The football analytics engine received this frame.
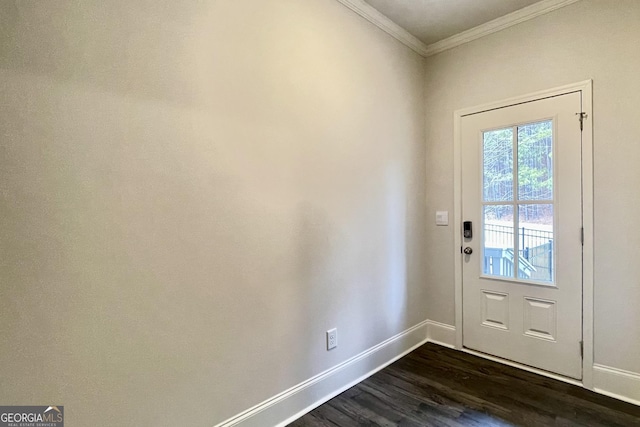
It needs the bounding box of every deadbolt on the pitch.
[463,247,473,255]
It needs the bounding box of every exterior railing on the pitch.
[484,223,553,282]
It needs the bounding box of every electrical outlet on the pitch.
[326,328,337,350]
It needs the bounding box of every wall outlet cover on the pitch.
[327,328,337,350]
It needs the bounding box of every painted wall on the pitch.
[423,0,640,374]
[0,1,426,425]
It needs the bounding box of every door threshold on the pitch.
[461,346,583,387]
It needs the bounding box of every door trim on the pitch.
[453,80,594,388]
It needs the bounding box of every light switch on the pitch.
[436,211,449,226]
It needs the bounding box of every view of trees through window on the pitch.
[483,121,553,221]
[482,120,554,282]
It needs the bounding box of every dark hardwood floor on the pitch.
[289,343,640,427]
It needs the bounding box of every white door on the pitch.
[461,92,583,379]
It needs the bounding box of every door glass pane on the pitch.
[483,205,514,278]
[518,204,554,283]
[483,128,513,202]
[518,121,553,200]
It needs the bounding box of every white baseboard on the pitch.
[426,320,456,348]
[593,364,640,406]
[424,320,640,408]
[215,319,640,427]
[213,320,428,427]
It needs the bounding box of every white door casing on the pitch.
[460,90,585,379]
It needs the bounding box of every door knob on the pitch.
[463,247,473,255]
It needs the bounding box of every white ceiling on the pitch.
[363,0,543,46]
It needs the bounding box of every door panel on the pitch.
[461,92,583,379]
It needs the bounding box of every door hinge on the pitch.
[580,227,584,245]
[576,112,588,131]
[580,340,584,358]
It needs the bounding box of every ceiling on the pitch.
[362,0,543,46]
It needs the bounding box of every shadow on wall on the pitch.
[290,163,415,377]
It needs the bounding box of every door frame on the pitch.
[453,80,594,388]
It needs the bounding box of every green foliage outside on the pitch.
[483,121,553,223]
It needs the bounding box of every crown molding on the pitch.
[423,0,581,56]
[335,0,430,56]
[336,0,581,58]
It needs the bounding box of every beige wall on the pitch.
[0,1,426,425]
[424,0,640,373]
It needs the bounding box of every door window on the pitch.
[481,120,554,284]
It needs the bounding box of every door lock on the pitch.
[463,221,472,238]
[463,247,473,255]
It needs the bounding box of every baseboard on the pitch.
[426,320,456,348]
[423,320,640,407]
[593,364,640,406]
[215,320,639,427]
[213,320,428,427]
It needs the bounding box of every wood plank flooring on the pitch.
[289,343,640,426]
